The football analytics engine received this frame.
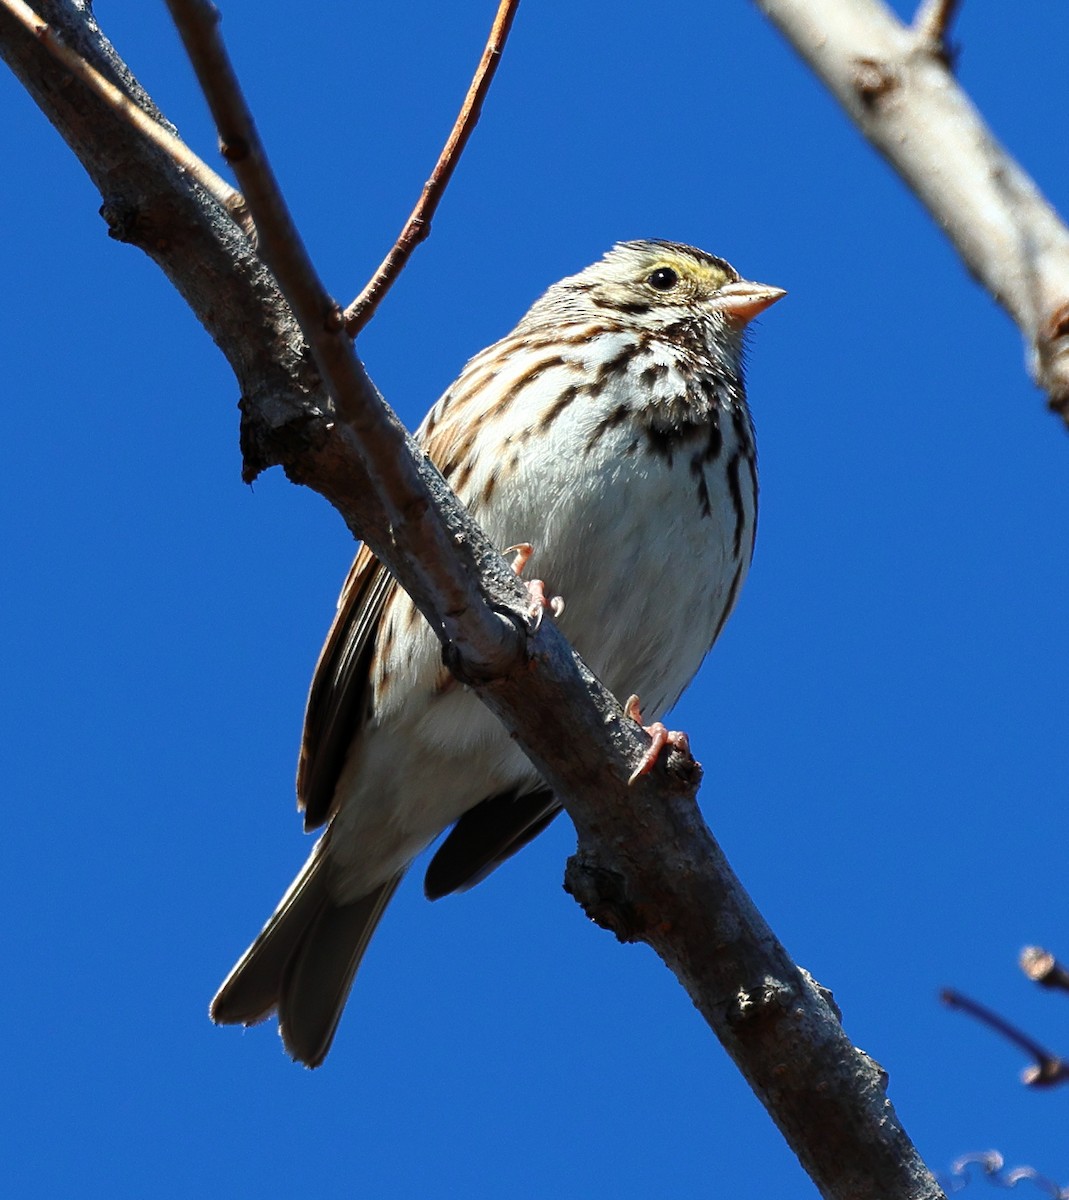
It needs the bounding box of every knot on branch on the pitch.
[99,197,142,243]
[440,605,527,685]
[219,135,250,163]
[239,387,331,482]
[856,1047,890,1092]
[800,967,843,1022]
[725,975,797,1030]
[853,57,898,108]
[563,855,647,943]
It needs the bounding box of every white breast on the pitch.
[326,329,756,898]
[459,337,756,718]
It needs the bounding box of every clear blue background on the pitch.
[3,2,1067,1195]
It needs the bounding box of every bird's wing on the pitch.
[423,788,561,899]
[297,544,394,829]
[297,377,562,881]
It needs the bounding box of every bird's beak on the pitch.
[714,280,787,325]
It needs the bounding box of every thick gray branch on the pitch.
[0,5,942,1197]
[754,0,1069,420]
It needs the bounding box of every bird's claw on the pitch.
[505,542,565,628]
[624,694,691,785]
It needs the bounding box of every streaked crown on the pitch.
[516,240,784,345]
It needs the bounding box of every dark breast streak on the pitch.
[586,347,756,553]
[434,325,757,555]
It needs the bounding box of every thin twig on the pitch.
[0,0,253,237]
[1021,946,1069,993]
[912,0,962,54]
[343,0,521,335]
[941,988,1069,1088]
[941,988,1052,1062]
[164,0,521,680]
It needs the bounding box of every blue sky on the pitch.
[3,2,1068,1196]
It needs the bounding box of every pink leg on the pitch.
[624,694,691,785]
[506,543,565,626]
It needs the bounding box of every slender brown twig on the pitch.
[164,0,522,680]
[912,0,963,54]
[0,0,253,237]
[941,988,1069,1088]
[343,0,521,335]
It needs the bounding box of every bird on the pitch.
[210,239,784,1066]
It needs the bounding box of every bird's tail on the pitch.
[210,842,402,1067]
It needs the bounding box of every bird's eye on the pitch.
[647,267,679,291]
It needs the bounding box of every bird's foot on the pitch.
[506,543,565,628]
[624,694,691,785]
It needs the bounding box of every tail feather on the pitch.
[210,844,402,1067]
[210,844,329,1027]
[279,876,401,1068]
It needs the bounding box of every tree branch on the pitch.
[0,0,252,235]
[753,0,1069,421]
[2,4,943,1197]
[343,0,521,335]
[165,0,523,682]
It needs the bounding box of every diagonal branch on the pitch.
[3,5,943,1197]
[344,0,521,335]
[753,0,1069,421]
[165,0,522,682]
[0,0,252,236]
